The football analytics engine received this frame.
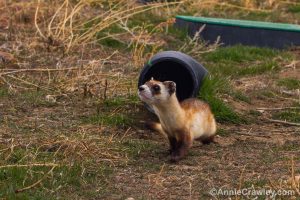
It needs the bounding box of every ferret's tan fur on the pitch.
[138,79,216,162]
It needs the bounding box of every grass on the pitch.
[0,164,113,199]
[248,110,262,117]
[19,91,57,107]
[216,128,229,136]
[102,96,139,108]
[272,141,300,155]
[204,61,280,78]
[236,61,279,76]
[255,89,276,99]
[199,76,244,124]
[95,24,127,49]
[180,0,296,24]
[82,113,133,126]
[82,96,140,127]
[243,179,268,188]
[0,138,162,199]
[277,78,300,90]
[0,123,165,198]
[0,131,123,199]
[164,26,193,50]
[287,5,300,13]
[202,45,279,63]
[127,11,166,30]
[121,139,161,161]
[167,26,189,42]
[202,45,288,78]
[196,45,294,123]
[0,88,9,97]
[272,109,300,123]
[230,91,251,103]
[1,0,300,199]
[236,10,271,21]
[99,37,127,49]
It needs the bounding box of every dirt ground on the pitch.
[0,1,300,200]
[1,63,299,199]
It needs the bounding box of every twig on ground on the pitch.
[266,118,300,126]
[257,107,300,111]
[235,132,272,138]
[281,89,300,96]
[120,127,131,141]
[284,60,300,69]
[6,75,50,91]
[238,165,247,193]
[0,67,80,76]
[0,163,60,169]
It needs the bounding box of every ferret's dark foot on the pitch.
[170,144,189,163]
[170,150,181,163]
[168,148,174,155]
[170,155,180,163]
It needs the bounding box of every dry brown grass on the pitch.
[34,0,181,52]
[179,24,221,57]
[267,157,300,198]
[0,0,184,98]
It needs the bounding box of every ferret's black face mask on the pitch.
[138,80,177,105]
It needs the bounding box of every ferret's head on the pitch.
[138,79,176,105]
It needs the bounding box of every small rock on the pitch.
[45,95,56,103]
[0,15,9,29]
[257,110,265,113]
[137,130,145,134]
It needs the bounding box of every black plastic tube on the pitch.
[138,51,208,102]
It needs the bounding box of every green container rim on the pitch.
[176,16,300,33]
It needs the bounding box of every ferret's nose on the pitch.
[138,86,145,91]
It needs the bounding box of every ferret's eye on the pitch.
[153,85,160,92]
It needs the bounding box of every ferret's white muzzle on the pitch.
[138,85,152,102]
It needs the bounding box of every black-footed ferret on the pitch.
[138,79,216,162]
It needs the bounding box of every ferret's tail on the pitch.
[145,122,167,138]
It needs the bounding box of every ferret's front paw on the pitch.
[170,155,180,163]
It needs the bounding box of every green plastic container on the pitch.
[175,16,300,49]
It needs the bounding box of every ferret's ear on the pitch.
[164,81,176,95]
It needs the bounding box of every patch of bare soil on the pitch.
[280,66,300,80]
